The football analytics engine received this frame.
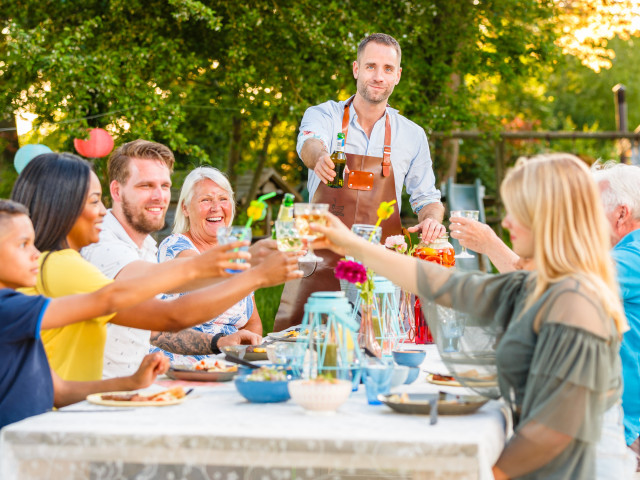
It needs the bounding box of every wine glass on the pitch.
[440,307,465,353]
[293,203,328,263]
[274,220,304,253]
[450,210,479,259]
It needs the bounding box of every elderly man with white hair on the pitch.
[593,162,640,471]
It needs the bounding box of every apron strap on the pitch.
[382,114,391,177]
[342,95,392,177]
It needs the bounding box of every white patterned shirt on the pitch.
[81,210,158,378]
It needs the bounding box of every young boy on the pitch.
[0,199,189,429]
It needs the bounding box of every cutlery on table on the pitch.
[224,352,261,369]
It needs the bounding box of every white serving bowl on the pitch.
[390,365,410,388]
[288,379,352,413]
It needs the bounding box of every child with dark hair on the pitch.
[0,198,204,429]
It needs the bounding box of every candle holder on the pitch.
[296,291,363,390]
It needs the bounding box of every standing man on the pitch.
[275,33,444,330]
[593,163,640,472]
[82,140,293,378]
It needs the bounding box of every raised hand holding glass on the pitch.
[450,210,480,259]
[294,203,328,263]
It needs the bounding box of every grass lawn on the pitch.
[255,283,285,334]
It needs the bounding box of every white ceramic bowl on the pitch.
[390,365,410,388]
[288,379,352,413]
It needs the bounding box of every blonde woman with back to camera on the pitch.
[312,153,632,479]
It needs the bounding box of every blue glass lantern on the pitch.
[296,291,363,389]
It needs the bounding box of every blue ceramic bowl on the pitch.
[404,366,420,384]
[392,350,426,368]
[234,376,291,403]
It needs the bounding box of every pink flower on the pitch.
[335,260,368,284]
[384,235,407,253]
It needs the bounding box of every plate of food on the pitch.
[454,369,498,387]
[166,360,238,382]
[87,387,188,407]
[267,330,306,342]
[427,371,498,388]
[426,373,462,387]
[379,392,488,415]
[244,345,268,361]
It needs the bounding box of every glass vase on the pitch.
[359,302,382,358]
[399,290,415,342]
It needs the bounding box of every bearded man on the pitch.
[275,33,444,330]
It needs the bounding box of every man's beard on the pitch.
[358,82,393,105]
[121,194,166,236]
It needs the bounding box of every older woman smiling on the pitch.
[152,167,262,365]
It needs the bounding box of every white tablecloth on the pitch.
[0,346,507,480]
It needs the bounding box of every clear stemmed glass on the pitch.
[441,308,466,353]
[293,203,329,263]
[450,210,480,259]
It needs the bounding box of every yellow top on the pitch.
[19,249,115,381]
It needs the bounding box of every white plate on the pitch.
[86,391,187,407]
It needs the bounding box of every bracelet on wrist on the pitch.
[210,333,225,354]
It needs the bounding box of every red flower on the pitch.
[334,260,368,284]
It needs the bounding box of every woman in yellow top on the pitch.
[12,153,301,381]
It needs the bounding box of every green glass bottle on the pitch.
[277,193,295,221]
[327,132,346,188]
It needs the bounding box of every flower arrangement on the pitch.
[334,259,381,356]
[384,234,408,253]
[334,260,374,304]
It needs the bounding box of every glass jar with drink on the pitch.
[413,234,455,344]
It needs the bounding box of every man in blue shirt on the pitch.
[594,163,640,471]
[275,33,445,330]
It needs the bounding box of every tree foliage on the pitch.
[555,0,640,72]
[1,0,560,199]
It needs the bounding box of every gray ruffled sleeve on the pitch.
[416,265,530,399]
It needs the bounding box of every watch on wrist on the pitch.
[210,333,225,354]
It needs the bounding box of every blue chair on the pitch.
[441,178,488,271]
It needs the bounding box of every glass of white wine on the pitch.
[274,220,304,253]
[293,203,329,263]
[450,210,480,259]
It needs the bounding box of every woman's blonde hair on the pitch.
[500,153,627,334]
[173,167,235,234]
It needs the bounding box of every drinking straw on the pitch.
[243,191,277,232]
[369,200,397,241]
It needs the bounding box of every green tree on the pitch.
[1,0,560,200]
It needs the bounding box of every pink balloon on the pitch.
[74,128,114,158]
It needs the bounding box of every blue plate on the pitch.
[234,376,291,403]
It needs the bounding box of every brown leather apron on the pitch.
[274,97,403,331]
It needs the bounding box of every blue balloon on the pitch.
[14,144,53,173]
